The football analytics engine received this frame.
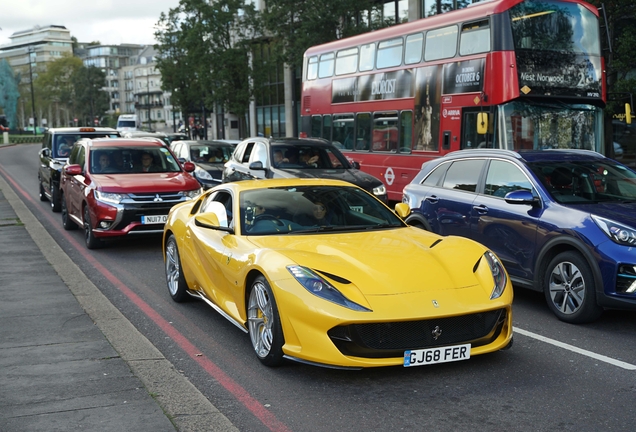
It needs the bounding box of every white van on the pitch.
[116,114,139,133]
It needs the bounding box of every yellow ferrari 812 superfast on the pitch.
[163,178,513,369]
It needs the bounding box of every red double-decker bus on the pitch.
[300,0,606,201]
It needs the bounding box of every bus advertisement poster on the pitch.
[332,69,414,103]
[442,59,485,94]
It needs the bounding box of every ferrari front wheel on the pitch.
[165,235,189,302]
[248,275,284,367]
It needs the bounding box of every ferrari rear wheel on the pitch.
[165,235,189,302]
[248,275,284,367]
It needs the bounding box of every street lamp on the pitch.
[147,70,151,131]
[28,46,37,135]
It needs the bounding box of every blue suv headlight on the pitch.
[287,266,370,312]
[592,215,636,246]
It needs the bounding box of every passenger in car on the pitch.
[136,152,161,172]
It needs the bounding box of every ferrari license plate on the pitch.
[403,344,470,367]
[141,215,168,224]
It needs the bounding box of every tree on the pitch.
[586,1,636,154]
[73,66,109,126]
[155,0,262,137]
[33,54,82,127]
[260,0,379,71]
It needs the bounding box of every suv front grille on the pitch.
[327,309,507,359]
[126,192,185,204]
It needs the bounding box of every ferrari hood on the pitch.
[249,228,489,296]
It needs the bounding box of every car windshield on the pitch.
[239,185,403,235]
[190,144,231,163]
[55,133,119,158]
[527,159,636,204]
[89,146,181,174]
[271,144,350,169]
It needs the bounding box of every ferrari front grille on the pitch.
[327,309,506,359]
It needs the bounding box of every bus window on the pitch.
[359,43,376,72]
[318,53,335,78]
[377,38,404,69]
[405,33,423,65]
[333,114,355,149]
[356,113,372,151]
[336,48,358,76]
[373,112,399,152]
[311,116,322,138]
[399,111,413,153]
[459,20,490,56]
[424,25,458,61]
[322,115,332,140]
[307,56,318,80]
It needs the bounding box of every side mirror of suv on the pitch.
[64,165,83,176]
[504,190,539,207]
[40,148,51,158]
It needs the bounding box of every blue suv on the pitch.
[402,149,636,323]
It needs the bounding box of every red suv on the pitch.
[60,137,201,249]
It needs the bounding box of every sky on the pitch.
[0,0,180,47]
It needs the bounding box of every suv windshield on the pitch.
[89,146,181,174]
[55,133,119,158]
[527,159,636,204]
[271,144,350,169]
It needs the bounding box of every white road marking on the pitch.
[514,327,636,371]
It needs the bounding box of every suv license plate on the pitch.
[142,215,168,224]
[404,344,470,367]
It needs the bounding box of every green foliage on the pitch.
[72,66,109,125]
[587,0,636,119]
[155,0,261,136]
[260,0,378,70]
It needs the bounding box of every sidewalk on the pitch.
[0,176,238,431]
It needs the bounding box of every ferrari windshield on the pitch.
[240,185,404,235]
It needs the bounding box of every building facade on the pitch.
[0,25,74,129]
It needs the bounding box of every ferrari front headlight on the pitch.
[484,251,507,300]
[287,266,370,312]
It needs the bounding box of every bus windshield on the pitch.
[509,0,600,56]
[496,101,603,151]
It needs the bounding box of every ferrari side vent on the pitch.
[429,239,442,248]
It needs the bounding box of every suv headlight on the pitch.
[373,184,387,196]
[592,215,636,246]
[484,251,507,300]
[181,188,202,200]
[287,266,370,312]
[95,190,127,205]
[195,167,213,181]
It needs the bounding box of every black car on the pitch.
[222,137,387,202]
[171,140,234,189]
[38,127,120,212]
